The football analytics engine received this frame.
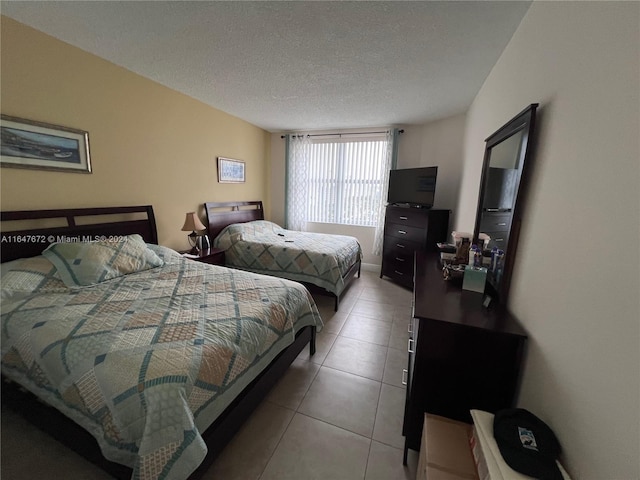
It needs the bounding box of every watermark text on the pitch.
[1,235,128,244]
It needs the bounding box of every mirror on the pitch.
[473,103,538,303]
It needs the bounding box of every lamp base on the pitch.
[188,232,200,254]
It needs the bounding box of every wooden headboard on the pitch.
[0,205,158,263]
[204,201,264,240]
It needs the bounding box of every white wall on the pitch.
[397,112,467,231]
[306,222,377,270]
[457,3,639,478]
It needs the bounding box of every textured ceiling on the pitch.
[1,1,531,132]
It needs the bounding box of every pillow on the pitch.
[42,234,164,287]
[146,243,183,263]
[1,256,65,294]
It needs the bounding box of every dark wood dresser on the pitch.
[479,211,511,251]
[402,251,527,463]
[380,206,449,288]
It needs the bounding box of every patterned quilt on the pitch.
[213,221,362,296]
[1,245,322,480]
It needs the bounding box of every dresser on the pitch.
[402,251,527,464]
[380,206,449,288]
[479,211,511,251]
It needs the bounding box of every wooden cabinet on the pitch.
[180,248,225,266]
[479,211,511,251]
[402,251,527,463]
[381,206,449,288]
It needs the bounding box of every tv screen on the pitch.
[387,166,438,208]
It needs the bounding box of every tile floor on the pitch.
[1,270,419,479]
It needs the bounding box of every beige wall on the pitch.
[457,3,639,478]
[0,17,271,251]
[269,133,288,228]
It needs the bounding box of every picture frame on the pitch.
[0,115,92,173]
[217,157,245,183]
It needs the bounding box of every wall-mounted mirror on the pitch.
[473,103,538,303]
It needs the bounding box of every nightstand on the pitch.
[180,248,225,266]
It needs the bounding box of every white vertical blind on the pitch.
[305,135,388,227]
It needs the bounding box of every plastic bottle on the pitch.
[495,250,505,282]
[474,247,482,268]
[468,244,478,266]
[490,247,499,272]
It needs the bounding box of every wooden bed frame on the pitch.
[204,200,361,311]
[0,205,316,479]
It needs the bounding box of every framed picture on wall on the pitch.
[217,157,245,183]
[0,115,92,173]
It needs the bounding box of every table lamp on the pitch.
[181,212,206,254]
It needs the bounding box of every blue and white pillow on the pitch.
[43,234,164,287]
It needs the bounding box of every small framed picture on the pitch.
[217,157,245,183]
[0,115,92,173]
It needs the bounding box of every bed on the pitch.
[0,205,322,480]
[205,201,362,311]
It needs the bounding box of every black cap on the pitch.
[493,408,563,480]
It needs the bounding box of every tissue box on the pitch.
[462,266,488,293]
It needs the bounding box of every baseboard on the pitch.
[361,262,381,272]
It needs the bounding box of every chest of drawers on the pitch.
[479,211,511,251]
[380,206,449,288]
[402,251,527,464]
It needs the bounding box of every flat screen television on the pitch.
[387,166,438,208]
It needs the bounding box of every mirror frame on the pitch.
[473,103,538,303]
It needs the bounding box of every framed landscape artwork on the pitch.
[217,157,245,183]
[0,115,92,173]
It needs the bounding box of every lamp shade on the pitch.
[181,212,206,232]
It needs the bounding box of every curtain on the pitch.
[285,134,311,231]
[372,128,399,256]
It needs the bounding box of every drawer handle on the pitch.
[395,257,405,262]
[396,243,406,249]
[394,270,404,276]
[495,238,505,242]
[497,222,507,226]
[408,338,415,353]
[398,230,407,235]
[402,369,408,386]
[408,321,413,333]
[399,216,408,220]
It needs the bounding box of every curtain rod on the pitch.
[280,129,404,139]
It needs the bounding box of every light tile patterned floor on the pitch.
[1,270,419,479]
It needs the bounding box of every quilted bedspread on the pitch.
[1,245,322,479]
[213,221,362,295]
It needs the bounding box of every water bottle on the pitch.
[495,250,505,282]
[468,244,478,266]
[490,247,499,272]
[474,247,482,268]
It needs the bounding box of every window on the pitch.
[305,136,389,227]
